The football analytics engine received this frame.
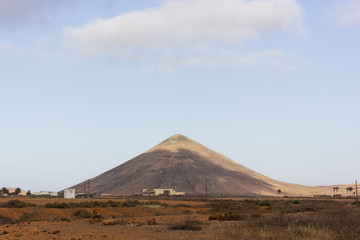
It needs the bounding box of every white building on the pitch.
[33,191,58,197]
[142,188,185,196]
[6,188,27,196]
[64,189,75,199]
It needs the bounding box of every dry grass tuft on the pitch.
[169,220,203,231]
[217,203,360,240]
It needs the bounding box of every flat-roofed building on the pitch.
[142,188,185,196]
[33,191,58,197]
[64,188,76,199]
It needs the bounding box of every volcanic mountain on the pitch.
[69,134,322,196]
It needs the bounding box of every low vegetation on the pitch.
[73,209,93,218]
[0,200,35,208]
[0,215,15,225]
[44,200,142,208]
[169,220,203,231]
[209,212,247,221]
[0,213,40,225]
[219,207,360,240]
[1,197,359,239]
[207,199,360,240]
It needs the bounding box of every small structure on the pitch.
[142,188,185,196]
[33,191,58,197]
[313,195,331,198]
[6,188,27,196]
[64,189,76,199]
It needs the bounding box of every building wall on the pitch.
[64,189,75,199]
[142,188,185,196]
[33,191,58,196]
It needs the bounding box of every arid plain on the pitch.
[1,197,360,240]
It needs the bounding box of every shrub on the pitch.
[259,200,271,207]
[18,213,40,223]
[74,209,92,218]
[0,213,40,225]
[45,201,137,208]
[0,215,15,225]
[143,201,168,207]
[209,212,246,221]
[92,210,103,219]
[169,220,203,231]
[147,218,157,225]
[0,200,35,208]
[121,200,140,207]
[208,200,243,212]
[208,214,222,220]
[103,219,128,225]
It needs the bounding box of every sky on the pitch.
[0,0,359,192]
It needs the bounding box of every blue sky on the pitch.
[0,0,359,192]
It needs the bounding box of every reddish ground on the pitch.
[0,197,357,240]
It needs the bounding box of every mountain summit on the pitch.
[69,134,316,196]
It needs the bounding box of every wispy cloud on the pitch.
[63,0,304,71]
[33,35,62,60]
[140,48,299,73]
[34,35,56,48]
[0,43,21,58]
[329,0,360,27]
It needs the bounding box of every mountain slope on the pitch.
[69,134,322,196]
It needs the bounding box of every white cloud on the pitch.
[330,0,360,27]
[63,0,304,70]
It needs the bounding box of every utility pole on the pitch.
[86,179,91,198]
[205,178,208,201]
[356,180,358,202]
[82,181,85,199]
[258,179,261,201]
